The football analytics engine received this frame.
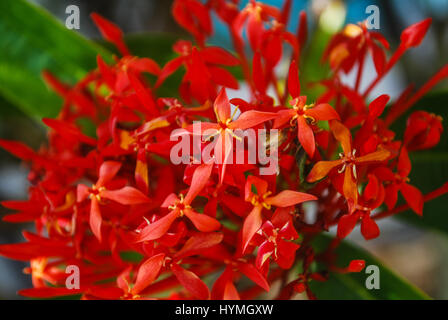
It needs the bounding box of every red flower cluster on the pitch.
[0,0,447,300]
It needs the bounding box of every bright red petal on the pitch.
[171,264,210,300]
[132,253,165,295]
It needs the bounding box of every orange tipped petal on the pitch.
[343,166,358,205]
[356,149,390,163]
[330,120,352,155]
[307,160,341,183]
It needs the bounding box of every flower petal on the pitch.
[307,160,341,183]
[90,197,102,242]
[171,264,210,300]
[97,161,122,186]
[132,253,165,295]
[214,88,231,122]
[101,186,150,205]
[401,183,424,215]
[297,116,316,158]
[361,214,380,240]
[137,210,179,242]
[306,103,340,121]
[266,190,317,207]
[287,60,300,98]
[184,162,213,205]
[241,205,263,252]
[229,110,276,130]
[184,209,221,232]
[330,120,352,155]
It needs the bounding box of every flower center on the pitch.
[168,194,191,217]
[251,191,272,209]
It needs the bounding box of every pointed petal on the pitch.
[297,116,316,158]
[214,88,231,122]
[90,197,102,242]
[132,253,165,295]
[361,214,380,240]
[255,241,274,269]
[330,120,352,155]
[155,56,185,88]
[306,104,340,121]
[171,264,210,300]
[91,13,129,56]
[229,110,276,130]
[356,149,390,163]
[337,213,358,239]
[128,72,158,116]
[174,232,224,259]
[266,190,317,207]
[184,162,213,204]
[287,60,300,98]
[398,147,411,177]
[77,184,90,203]
[368,95,390,120]
[238,262,270,291]
[343,166,358,205]
[273,109,296,128]
[0,139,36,161]
[241,205,263,252]
[101,186,150,205]
[184,209,221,232]
[137,210,179,242]
[307,160,341,183]
[97,161,122,186]
[400,18,432,49]
[401,183,424,215]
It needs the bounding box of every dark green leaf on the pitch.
[0,0,111,118]
[309,234,430,300]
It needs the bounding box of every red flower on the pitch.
[77,161,150,241]
[375,147,424,215]
[136,163,220,242]
[307,120,390,208]
[242,176,316,252]
[274,61,340,158]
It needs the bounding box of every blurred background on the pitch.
[0,0,447,299]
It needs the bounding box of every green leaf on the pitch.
[389,91,448,235]
[119,251,144,263]
[0,0,111,118]
[309,235,430,300]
